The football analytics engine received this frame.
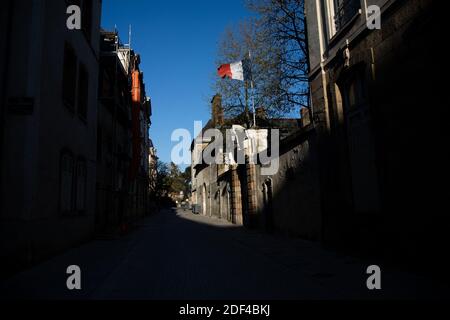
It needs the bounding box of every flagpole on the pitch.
[251,79,256,128]
[248,50,256,128]
[244,78,249,127]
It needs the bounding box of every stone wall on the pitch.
[255,127,322,239]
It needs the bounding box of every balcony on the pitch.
[334,0,361,32]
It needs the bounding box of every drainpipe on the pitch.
[303,8,314,123]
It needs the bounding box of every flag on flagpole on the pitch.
[218,53,256,127]
[218,61,245,81]
[218,58,253,81]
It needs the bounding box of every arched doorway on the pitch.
[221,184,231,221]
[215,189,220,218]
[336,66,380,216]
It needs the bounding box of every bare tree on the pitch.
[249,0,309,110]
[214,20,261,119]
[214,0,309,119]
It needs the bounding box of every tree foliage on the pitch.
[154,160,170,198]
[155,162,191,198]
[168,162,185,195]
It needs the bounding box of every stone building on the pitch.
[305,0,448,266]
[191,95,322,239]
[191,95,234,222]
[96,29,153,233]
[0,0,102,272]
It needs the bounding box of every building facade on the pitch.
[0,0,102,272]
[191,95,322,239]
[0,2,154,273]
[305,0,448,265]
[97,30,133,232]
[96,29,153,233]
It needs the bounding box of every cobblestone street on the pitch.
[1,208,448,300]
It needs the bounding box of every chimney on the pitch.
[255,107,267,120]
[300,107,311,127]
[211,94,224,127]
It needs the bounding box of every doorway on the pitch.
[339,67,380,215]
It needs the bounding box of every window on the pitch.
[77,63,89,120]
[62,43,77,110]
[344,72,366,111]
[75,159,87,213]
[60,151,75,214]
[60,151,88,215]
[81,0,93,42]
[334,0,361,32]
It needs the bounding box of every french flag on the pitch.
[218,60,250,81]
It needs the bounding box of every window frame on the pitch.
[59,149,75,215]
[333,0,362,33]
[62,42,78,112]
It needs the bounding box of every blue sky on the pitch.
[101,0,253,166]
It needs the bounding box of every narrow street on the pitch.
[1,208,448,300]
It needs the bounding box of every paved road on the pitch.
[1,208,448,300]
